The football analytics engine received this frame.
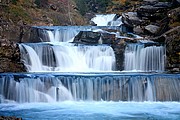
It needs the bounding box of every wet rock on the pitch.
[152,26,180,72]
[73,31,116,44]
[84,13,96,23]
[89,21,97,26]
[112,38,126,71]
[28,27,50,43]
[73,31,101,44]
[144,24,160,35]
[122,12,143,28]
[101,33,116,44]
[0,39,26,72]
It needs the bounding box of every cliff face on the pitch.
[0,0,86,42]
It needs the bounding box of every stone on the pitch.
[133,26,144,35]
[73,31,101,44]
[145,24,160,35]
[164,26,180,71]
[89,21,97,26]
[137,3,171,20]
[50,4,57,11]
[153,26,180,72]
[101,33,116,44]
[111,38,126,71]
[73,31,116,44]
[0,39,26,72]
[122,12,143,28]
[28,27,49,43]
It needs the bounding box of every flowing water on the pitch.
[0,14,180,120]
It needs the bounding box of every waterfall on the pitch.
[46,28,80,42]
[0,73,179,103]
[19,44,43,72]
[91,14,122,26]
[124,44,165,72]
[20,43,116,72]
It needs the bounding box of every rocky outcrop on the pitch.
[122,12,144,28]
[73,31,116,44]
[73,31,101,44]
[0,39,26,72]
[164,26,180,72]
[27,27,50,43]
[121,1,174,36]
[120,1,180,72]
[152,26,180,73]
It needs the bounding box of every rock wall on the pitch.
[0,39,26,72]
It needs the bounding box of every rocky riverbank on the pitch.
[119,0,180,72]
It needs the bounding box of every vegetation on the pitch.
[9,5,32,23]
[74,0,111,15]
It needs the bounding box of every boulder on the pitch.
[73,31,116,44]
[133,26,144,35]
[144,24,160,35]
[122,12,143,28]
[101,33,116,44]
[73,31,101,44]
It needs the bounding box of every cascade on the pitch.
[91,14,122,26]
[124,43,165,72]
[46,28,79,42]
[20,43,116,72]
[0,14,180,120]
[0,73,180,103]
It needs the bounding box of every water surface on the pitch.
[0,101,180,120]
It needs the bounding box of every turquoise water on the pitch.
[0,101,180,120]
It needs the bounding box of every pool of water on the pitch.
[0,101,180,120]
